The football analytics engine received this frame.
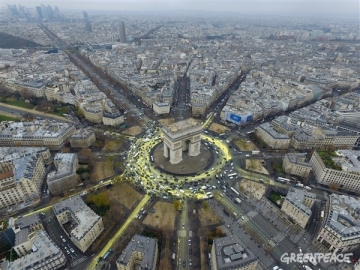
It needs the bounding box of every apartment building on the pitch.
[82,105,103,123]
[116,234,158,270]
[102,111,124,126]
[283,153,312,177]
[291,129,358,150]
[310,150,360,193]
[255,122,291,149]
[153,101,170,115]
[53,196,104,253]
[1,230,66,270]
[69,128,96,148]
[47,153,79,196]
[0,147,51,208]
[210,235,258,270]
[317,194,360,253]
[0,120,75,150]
[281,188,315,228]
[7,214,44,257]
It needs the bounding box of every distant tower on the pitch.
[35,6,42,20]
[119,21,126,43]
[83,11,92,32]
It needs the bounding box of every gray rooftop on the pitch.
[53,196,102,241]
[116,234,157,269]
[212,235,257,270]
[0,120,74,139]
[257,122,290,139]
[285,153,312,168]
[325,194,360,239]
[13,214,41,230]
[332,150,360,174]
[70,128,94,139]
[2,230,64,270]
[285,188,315,217]
[47,153,77,183]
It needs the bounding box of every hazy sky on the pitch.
[2,0,359,18]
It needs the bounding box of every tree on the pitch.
[85,192,110,216]
[20,88,33,99]
[173,200,182,211]
[326,144,335,152]
[215,227,223,236]
[202,201,209,209]
[328,182,340,191]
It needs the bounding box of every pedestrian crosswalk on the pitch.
[70,256,87,267]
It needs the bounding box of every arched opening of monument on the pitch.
[184,139,191,153]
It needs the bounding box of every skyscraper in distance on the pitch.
[119,21,126,43]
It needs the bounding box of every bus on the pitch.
[228,173,237,177]
[231,187,240,196]
[277,177,290,183]
[234,198,242,204]
[103,249,113,260]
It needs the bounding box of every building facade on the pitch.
[281,188,315,228]
[162,118,202,164]
[53,196,104,253]
[0,120,75,150]
[1,230,66,270]
[153,101,170,115]
[283,153,312,177]
[310,150,360,193]
[102,112,124,126]
[0,147,51,209]
[116,235,158,270]
[255,122,290,149]
[47,153,79,196]
[69,129,96,148]
[317,194,360,253]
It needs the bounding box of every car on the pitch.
[189,249,192,254]
[182,261,186,267]
[182,223,185,228]
[298,247,302,253]
[62,238,66,243]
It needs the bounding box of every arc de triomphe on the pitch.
[162,118,203,164]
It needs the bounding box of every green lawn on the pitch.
[4,99,34,109]
[318,151,342,171]
[272,161,285,173]
[0,115,18,122]
[269,192,282,206]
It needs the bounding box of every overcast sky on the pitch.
[2,0,359,18]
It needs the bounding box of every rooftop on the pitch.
[47,153,77,183]
[325,194,360,239]
[53,196,101,241]
[285,188,315,216]
[257,122,290,139]
[70,128,94,139]
[2,230,64,270]
[0,120,74,139]
[332,150,360,174]
[213,235,257,270]
[116,234,157,269]
[165,118,200,132]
